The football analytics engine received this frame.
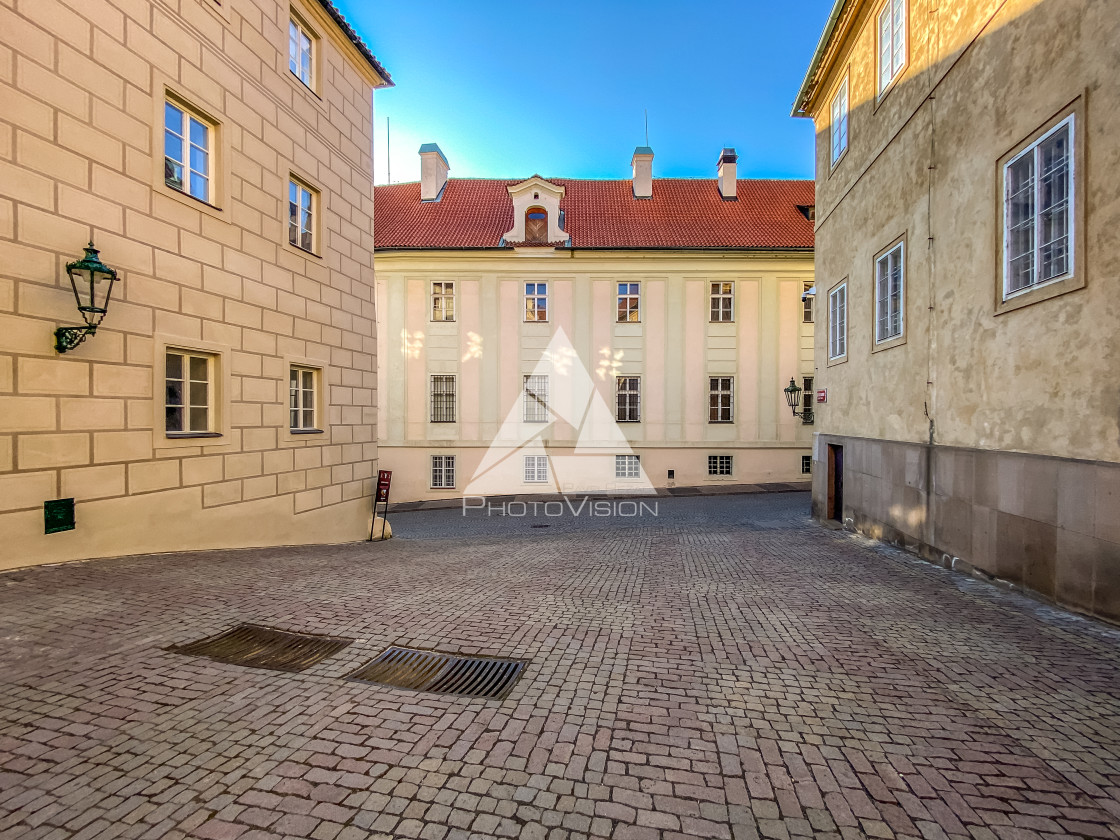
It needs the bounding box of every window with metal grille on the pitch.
[288,179,315,253]
[615,454,640,479]
[431,281,455,321]
[523,375,549,423]
[289,366,318,430]
[829,283,847,359]
[617,283,640,323]
[803,283,814,323]
[166,350,214,435]
[430,375,456,423]
[1004,116,1073,298]
[710,282,733,322]
[831,74,849,164]
[875,243,904,343]
[877,0,906,94]
[708,455,732,476]
[709,377,733,423]
[616,376,640,422]
[524,455,548,483]
[164,101,211,203]
[431,455,455,488]
[802,376,814,425]
[802,455,812,474]
[525,283,547,321]
[288,17,314,89]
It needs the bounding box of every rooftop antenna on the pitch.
[386,116,391,184]
[644,109,649,146]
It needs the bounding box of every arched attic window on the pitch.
[525,207,548,243]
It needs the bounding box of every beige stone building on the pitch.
[0,0,392,567]
[374,145,816,503]
[794,0,1120,621]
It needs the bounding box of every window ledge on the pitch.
[166,432,223,439]
[995,274,1084,316]
[289,428,324,435]
[872,333,907,353]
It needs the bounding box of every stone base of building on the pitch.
[0,492,374,572]
[811,435,1120,625]
[380,444,813,504]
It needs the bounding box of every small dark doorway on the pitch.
[525,207,547,243]
[827,444,844,522]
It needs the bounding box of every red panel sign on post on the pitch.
[376,470,392,503]
[371,470,393,540]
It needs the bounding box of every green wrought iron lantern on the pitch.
[784,377,813,424]
[55,241,119,354]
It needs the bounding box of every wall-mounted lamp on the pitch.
[55,242,119,354]
[783,377,814,424]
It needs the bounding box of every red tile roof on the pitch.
[374,178,814,250]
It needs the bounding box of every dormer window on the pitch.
[503,176,566,246]
[525,208,548,243]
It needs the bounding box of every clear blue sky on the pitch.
[332,1,835,185]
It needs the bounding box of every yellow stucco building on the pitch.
[374,145,816,503]
[0,0,391,567]
[794,0,1120,621]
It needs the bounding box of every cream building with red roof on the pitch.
[373,145,816,502]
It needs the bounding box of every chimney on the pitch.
[419,143,449,201]
[631,146,653,199]
[717,148,737,200]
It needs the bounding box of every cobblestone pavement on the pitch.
[2,493,1120,840]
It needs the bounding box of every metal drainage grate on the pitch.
[167,623,353,673]
[348,646,527,700]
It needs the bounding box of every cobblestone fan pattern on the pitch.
[1,494,1119,840]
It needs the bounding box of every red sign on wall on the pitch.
[376,470,393,503]
[816,389,827,403]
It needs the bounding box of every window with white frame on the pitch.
[430,375,456,423]
[829,283,847,359]
[802,455,812,474]
[288,178,315,253]
[289,17,314,89]
[877,0,906,94]
[166,350,215,435]
[524,455,548,483]
[523,375,549,423]
[830,75,849,164]
[708,455,732,476]
[525,283,548,321]
[1004,116,1074,298]
[802,376,814,424]
[289,365,318,431]
[875,242,905,343]
[431,281,455,321]
[164,101,211,203]
[803,283,814,323]
[615,454,640,479]
[710,282,733,322]
[616,376,640,422]
[617,283,640,323]
[709,377,734,423]
[431,455,455,488]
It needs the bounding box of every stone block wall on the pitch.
[0,0,388,566]
[812,435,1120,624]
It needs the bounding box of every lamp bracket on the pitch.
[55,325,96,354]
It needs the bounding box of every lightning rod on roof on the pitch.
[386,117,391,184]
[644,109,649,146]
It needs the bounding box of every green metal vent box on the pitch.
[45,498,75,534]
